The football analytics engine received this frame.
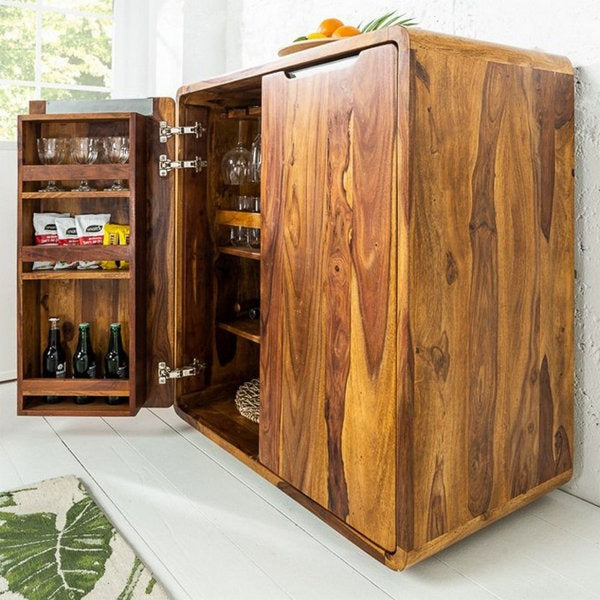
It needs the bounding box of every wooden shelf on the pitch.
[21,378,129,396]
[22,269,130,280]
[215,210,260,229]
[217,319,260,344]
[223,106,261,120]
[21,245,131,262]
[218,246,260,260]
[176,382,259,459]
[22,190,130,199]
[20,397,131,417]
[22,164,129,182]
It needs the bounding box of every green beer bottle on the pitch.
[104,323,128,405]
[73,323,96,405]
[42,316,66,404]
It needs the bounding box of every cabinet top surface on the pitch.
[177,27,572,103]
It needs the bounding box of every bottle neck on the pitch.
[48,327,60,348]
[111,327,123,354]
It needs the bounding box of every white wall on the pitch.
[229,0,600,506]
[0,142,17,382]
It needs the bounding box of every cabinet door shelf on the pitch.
[21,245,131,262]
[21,378,129,396]
[22,270,129,280]
[20,398,131,417]
[21,164,130,182]
[22,191,130,199]
[217,319,260,344]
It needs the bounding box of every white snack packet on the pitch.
[75,213,111,269]
[32,212,70,271]
[54,217,78,270]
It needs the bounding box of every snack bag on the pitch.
[54,217,78,270]
[75,213,111,270]
[100,223,121,270]
[117,225,130,270]
[32,212,70,270]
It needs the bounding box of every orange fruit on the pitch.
[318,18,344,37]
[307,32,328,39]
[332,25,361,38]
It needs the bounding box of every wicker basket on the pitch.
[234,379,260,423]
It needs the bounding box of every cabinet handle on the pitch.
[285,55,359,79]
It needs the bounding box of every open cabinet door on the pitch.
[259,45,399,551]
[142,97,178,408]
[18,98,177,415]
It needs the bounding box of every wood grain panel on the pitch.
[260,45,398,550]
[407,33,573,556]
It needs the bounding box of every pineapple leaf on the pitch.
[359,9,417,33]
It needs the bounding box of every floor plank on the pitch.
[2,380,600,600]
[151,408,502,600]
[46,414,299,600]
[105,409,394,600]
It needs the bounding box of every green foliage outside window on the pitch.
[0,1,113,140]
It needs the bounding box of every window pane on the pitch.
[41,87,110,101]
[41,12,112,88]
[43,0,113,15]
[0,6,36,81]
[0,85,35,140]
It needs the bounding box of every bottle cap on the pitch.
[79,322,89,328]
[110,323,121,329]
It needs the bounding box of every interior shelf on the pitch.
[224,106,261,120]
[22,270,130,280]
[21,245,131,262]
[217,246,260,260]
[176,382,259,459]
[215,210,260,229]
[217,319,260,344]
[21,378,129,396]
[21,164,130,182]
[21,191,130,199]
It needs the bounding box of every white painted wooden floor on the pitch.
[1,380,599,600]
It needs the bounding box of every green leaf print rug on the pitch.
[0,475,170,599]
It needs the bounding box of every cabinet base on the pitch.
[174,394,574,571]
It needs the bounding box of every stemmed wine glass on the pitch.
[221,121,251,185]
[102,136,129,191]
[250,120,261,183]
[71,137,99,191]
[36,138,68,192]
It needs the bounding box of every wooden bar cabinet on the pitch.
[16,27,574,569]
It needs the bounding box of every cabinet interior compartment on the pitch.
[175,82,263,460]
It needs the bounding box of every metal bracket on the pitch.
[158,358,205,384]
[159,154,208,177]
[159,121,205,143]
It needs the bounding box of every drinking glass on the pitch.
[71,137,99,191]
[36,138,68,192]
[103,136,130,190]
[221,121,251,185]
[250,123,261,183]
[248,228,260,250]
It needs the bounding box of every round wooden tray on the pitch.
[277,38,338,57]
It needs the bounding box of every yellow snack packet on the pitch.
[100,224,122,270]
[117,225,130,270]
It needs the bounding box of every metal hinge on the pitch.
[159,154,208,177]
[159,121,205,143]
[158,358,205,384]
